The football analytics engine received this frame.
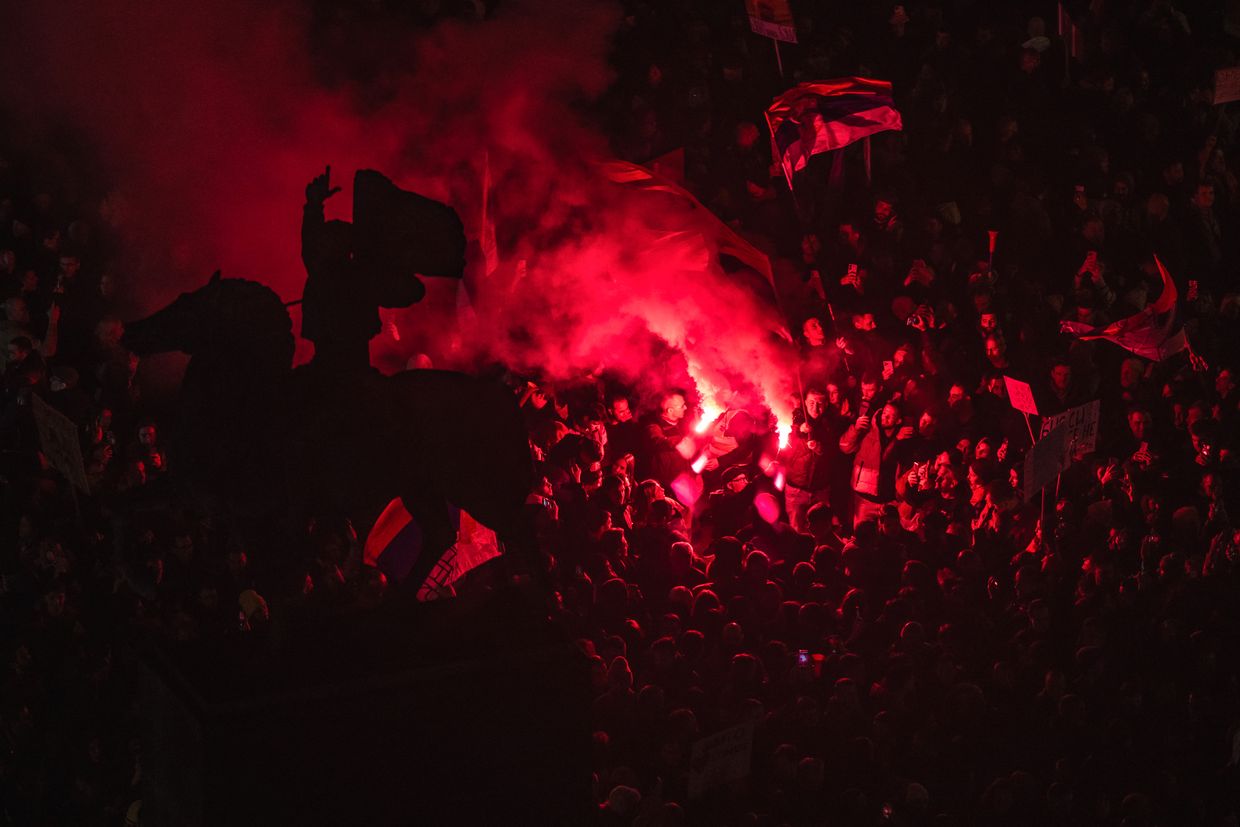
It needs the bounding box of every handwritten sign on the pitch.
[1215,66,1240,105]
[745,0,797,44]
[1004,376,1039,415]
[1039,400,1100,456]
[32,394,89,492]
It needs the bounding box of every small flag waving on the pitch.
[765,78,903,189]
[1060,256,1187,361]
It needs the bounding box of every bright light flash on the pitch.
[777,420,792,449]
[695,402,723,434]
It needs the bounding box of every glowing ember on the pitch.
[773,469,786,491]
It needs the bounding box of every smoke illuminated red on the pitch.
[1,0,796,425]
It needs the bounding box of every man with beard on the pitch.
[840,397,915,528]
[605,393,641,465]
[783,388,843,533]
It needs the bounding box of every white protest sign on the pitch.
[32,394,90,493]
[1039,400,1100,456]
[687,719,756,799]
[1003,375,1039,415]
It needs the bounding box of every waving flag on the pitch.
[363,497,425,581]
[765,78,903,189]
[363,498,501,598]
[598,159,774,287]
[1060,256,1187,361]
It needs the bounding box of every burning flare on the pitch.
[695,401,723,434]
[777,420,792,450]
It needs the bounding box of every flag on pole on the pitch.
[415,510,502,601]
[765,78,903,189]
[598,159,774,286]
[1060,256,1188,361]
[363,498,502,597]
[363,497,425,582]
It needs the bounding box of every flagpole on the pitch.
[826,302,851,373]
[1058,2,1070,82]
[773,39,784,78]
[863,137,872,187]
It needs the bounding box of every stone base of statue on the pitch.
[137,587,592,826]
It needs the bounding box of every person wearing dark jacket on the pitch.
[636,390,691,491]
[783,388,845,533]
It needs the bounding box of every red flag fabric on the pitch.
[480,151,499,278]
[598,159,774,287]
[1060,256,1187,360]
[364,498,501,598]
[765,78,903,189]
[650,147,687,187]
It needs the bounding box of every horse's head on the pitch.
[122,271,222,356]
[122,272,294,369]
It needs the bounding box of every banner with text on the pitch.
[1039,400,1100,455]
[746,0,797,43]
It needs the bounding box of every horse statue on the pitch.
[121,273,534,589]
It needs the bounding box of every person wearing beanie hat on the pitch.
[600,784,642,821]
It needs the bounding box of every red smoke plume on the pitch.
[2,0,794,425]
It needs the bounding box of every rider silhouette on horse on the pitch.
[300,166,465,373]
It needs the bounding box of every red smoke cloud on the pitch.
[2,0,795,426]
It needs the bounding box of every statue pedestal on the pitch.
[138,588,592,826]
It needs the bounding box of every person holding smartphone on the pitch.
[783,387,843,533]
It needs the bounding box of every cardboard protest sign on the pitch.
[1039,400,1100,456]
[688,720,756,799]
[1215,67,1240,105]
[32,394,90,492]
[1023,424,1067,501]
[745,0,797,43]
[1003,376,1039,415]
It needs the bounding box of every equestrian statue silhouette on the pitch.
[121,168,534,591]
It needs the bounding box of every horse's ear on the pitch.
[209,270,221,285]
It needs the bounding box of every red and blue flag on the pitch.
[765,78,903,189]
[363,498,501,598]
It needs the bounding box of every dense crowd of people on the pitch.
[4,1,1240,824]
